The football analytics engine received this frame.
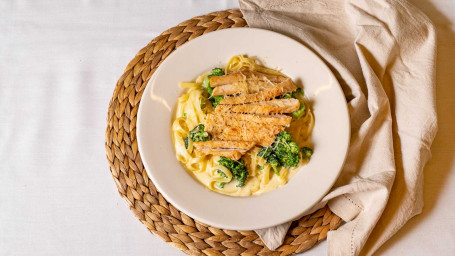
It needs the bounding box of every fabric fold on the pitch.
[239,0,437,255]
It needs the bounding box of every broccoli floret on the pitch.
[189,124,211,142]
[217,182,226,189]
[258,146,273,158]
[292,99,306,120]
[184,137,189,149]
[218,156,248,187]
[257,131,303,173]
[274,143,301,167]
[280,92,293,99]
[202,76,213,94]
[274,140,298,156]
[280,88,304,99]
[301,147,313,159]
[276,131,292,143]
[291,89,306,120]
[281,152,300,168]
[258,147,282,174]
[256,165,264,170]
[293,88,304,97]
[210,95,224,107]
[289,141,300,154]
[278,88,306,119]
[209,68,225,77]
[202,68,225,108]
[274,143,288,158]
[267,154,281,175]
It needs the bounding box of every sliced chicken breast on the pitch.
[193,140,255,160]
[195,150,242,160]
[216,98,300,114]
[195,72,300,157]
[205,113,286,146]
[212,80,276,96]
[210,70,286,87]
[206,112,292,127]
[219,78,297,105]
[206,125,285,146]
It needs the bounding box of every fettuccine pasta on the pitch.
[171,55,314,196]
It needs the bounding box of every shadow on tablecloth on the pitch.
[377,0,455,254]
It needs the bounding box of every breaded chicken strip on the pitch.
[193,140,255,160]
[216,98,300,114]
[219,78,297,105]
[210,70,286,87]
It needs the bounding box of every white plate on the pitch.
[137,28,350,230]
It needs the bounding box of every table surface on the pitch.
[1,1,454,255]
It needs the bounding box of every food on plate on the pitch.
[204,112,288,146]
[171,55,314,196]
[216,98,300,114]
[193,140,255,160]
[219,78,297,105]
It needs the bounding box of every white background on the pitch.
[1,1,454,255]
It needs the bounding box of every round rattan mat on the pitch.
[105,9,342,256]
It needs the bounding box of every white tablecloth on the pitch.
[1,1,454,255]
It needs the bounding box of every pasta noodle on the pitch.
[171,55,314,197]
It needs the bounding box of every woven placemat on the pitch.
[105,9,342,256]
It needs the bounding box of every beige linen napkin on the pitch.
[239,0,437,255]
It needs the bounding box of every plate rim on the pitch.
[137,27,350,230]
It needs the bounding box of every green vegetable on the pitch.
[289,141,300,153]
[200,97,206,109]
[218,156,248,187]
[276,131,292,142]
[183,113,187,119]
[189,124,211,142]
[281,93,293,99]
[292,99,306,119]
[184,137,189,149]
[258,147,271,158]
[257,131,302,174]
[216,170,228,189]
[280,152,301,168]
[217,169,228,178]
[281,88,304,99]
[202,76,213,94]
[202,68,225,108]
[210,95,224,107]
[210,68,225,77]
[279,88,306,119]
[293,88,304,97]
[267,154,281,175]
[301,147,313,159]
[291,88,306,120]
[257,165,264,170]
